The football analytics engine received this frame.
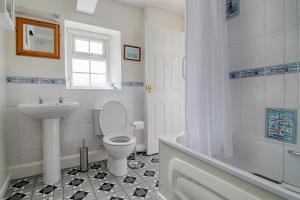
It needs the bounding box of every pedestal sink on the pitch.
[18,102,79,185]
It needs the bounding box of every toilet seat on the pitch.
[103,134,136,146]
[99,101,127,135]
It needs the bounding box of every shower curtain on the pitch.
[186,0,233,157]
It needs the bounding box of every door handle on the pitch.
[288,150,300,158]
[146,84,153,93]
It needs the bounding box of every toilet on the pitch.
[94,101,136,176]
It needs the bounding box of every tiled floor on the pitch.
[4,153,160,200]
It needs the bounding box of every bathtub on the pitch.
[159,133,300,200]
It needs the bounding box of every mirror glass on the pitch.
[23,24,55,53]
[16,17,60,59]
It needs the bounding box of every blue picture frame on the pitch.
[266,108,297,144]
[225,0,240,20]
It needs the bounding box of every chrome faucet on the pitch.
[39,97,43,104]
[58,97,64,103]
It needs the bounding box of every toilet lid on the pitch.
[99,101,127,135]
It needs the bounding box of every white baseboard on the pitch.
[9,150,107,179]
[0,173,11,198]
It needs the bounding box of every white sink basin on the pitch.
[18,102,79,119]
[17,101,79,185]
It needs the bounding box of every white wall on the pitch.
[5,0,145,170]
[9,0,144,81]
[144,6,185,31]
[0,30,8,194]
[227,0,300,182]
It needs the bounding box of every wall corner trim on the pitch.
[0,173,11,199]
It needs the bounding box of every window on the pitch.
[65,20,122,90]
[68,33,109,88]
[71,36,108,88]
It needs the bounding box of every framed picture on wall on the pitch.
[225,0,239,20]
[124,45,141,61]
[265,108,297,144]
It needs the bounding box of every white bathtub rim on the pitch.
[159,133,300,200]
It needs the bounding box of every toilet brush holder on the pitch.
[80,139,88,172]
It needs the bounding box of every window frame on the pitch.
[66,28,111,90]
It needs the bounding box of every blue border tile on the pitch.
[7,76,39,84]
[39,78,61,84]
[7,76,144,87]
[229,62,300,79]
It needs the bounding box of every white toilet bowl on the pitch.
[103,134,136,176]
[94,101,136,176]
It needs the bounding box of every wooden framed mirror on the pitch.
[16,17,60,59]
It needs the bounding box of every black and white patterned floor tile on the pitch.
[4,153,161,200]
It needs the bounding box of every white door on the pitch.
[145,22,185,155]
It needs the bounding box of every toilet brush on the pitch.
[128,124,143,169]
[80,139,88,172]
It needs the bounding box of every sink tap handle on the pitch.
[59,97,64,103]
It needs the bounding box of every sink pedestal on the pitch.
[17,102,79,185]
[43,118,61,185]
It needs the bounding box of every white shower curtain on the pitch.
[186,0,233,157]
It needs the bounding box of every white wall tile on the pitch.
[284,0,298,29]
[19,128,42,151]
[6,82,144,164]
[20,150,42,164]
[78,105,94,124]
[227,17,241,45]
[39,84,63,103]
[6,107,18,131]
[6,84,19,107]
[78,123,95,142]
[231,106,241,132]
[230,79,241,106]
[285,73,298,109]
[8,153,19,166]
[61,143,80,157]
[18,111,41,130]
[285,27,298,63]
[265,0,284,34]
[265,75,285,108]
[240,5,265,41]
[62,109,80,125]
[240,0,265,13]
[62,88,79,102]
[18,84,40,104]
[241,106,265,137]
[241,36,265,69]
[229,44,241,70]
[265,31,284,66]
[241,77,265,106]
[62,125,79,145]
[129,102,144,122]
[6,129,19,154]
[85,140,100,151]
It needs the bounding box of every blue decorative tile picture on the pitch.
[225,0,239,20]
[266,108,297,144]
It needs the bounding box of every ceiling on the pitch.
[115,0,185,16]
